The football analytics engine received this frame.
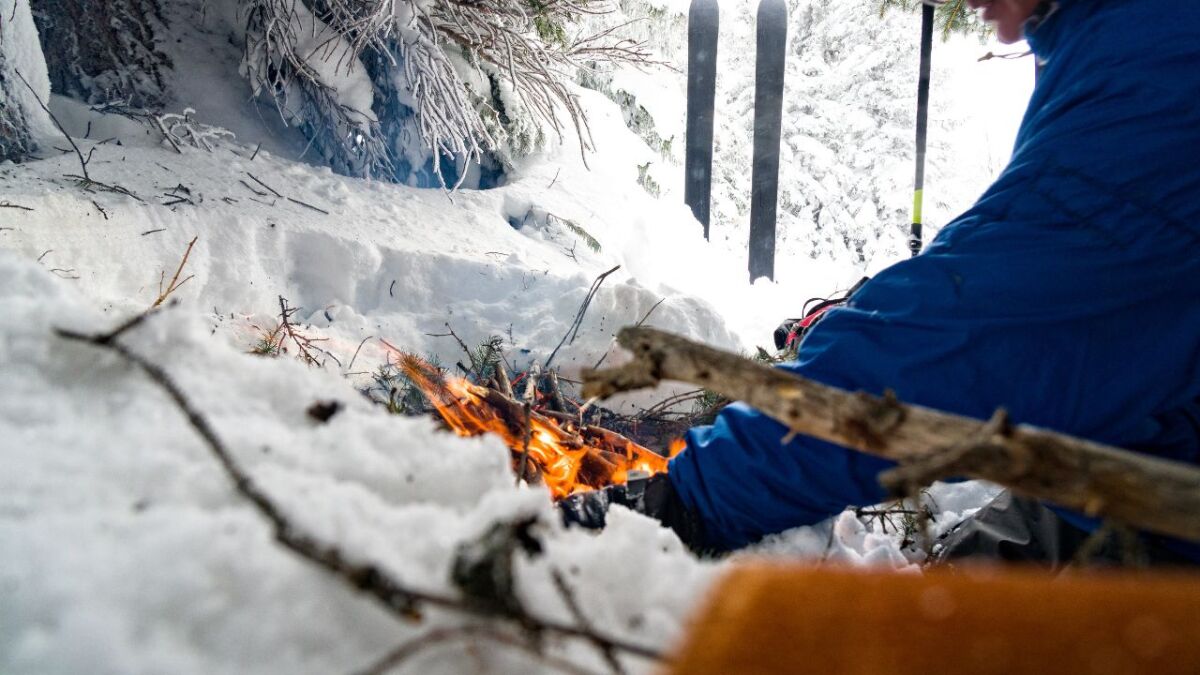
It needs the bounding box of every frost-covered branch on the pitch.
[240,0,659,186]
[241,0,394,180]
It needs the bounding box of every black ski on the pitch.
[684,0,719,239]
[748,0,787,282]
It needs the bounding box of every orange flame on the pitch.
[395,352,672,499]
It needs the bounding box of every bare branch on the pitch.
[583,327,1200,543]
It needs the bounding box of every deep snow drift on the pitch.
[1,1,1025,672]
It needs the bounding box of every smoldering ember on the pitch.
[4,0,1200,674]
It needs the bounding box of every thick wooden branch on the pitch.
[581,327,1200,543]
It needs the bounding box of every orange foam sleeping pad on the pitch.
[666,564,1200,675]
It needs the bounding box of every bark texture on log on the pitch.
[582,327,1200,542]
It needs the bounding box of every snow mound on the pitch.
[0,250,720,674]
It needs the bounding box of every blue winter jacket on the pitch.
[668,0,1200,555]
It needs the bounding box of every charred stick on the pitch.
[515,401,534,487]
[546,369,568,413]
[494,362,515,399]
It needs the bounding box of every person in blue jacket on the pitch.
[563,0,1200,563]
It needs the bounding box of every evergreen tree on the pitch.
[29,0,171,107]
[1,0,54,163]
[877,0,987,38]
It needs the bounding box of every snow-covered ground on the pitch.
[2,1,1024,672]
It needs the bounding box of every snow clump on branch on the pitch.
[238,0,657,188]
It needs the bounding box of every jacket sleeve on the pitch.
[667,192,1200,551]
[667,0,1200,552]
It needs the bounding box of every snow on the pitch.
[0,0,56,141]
[283,2,377,123]
[1,1,1026,672]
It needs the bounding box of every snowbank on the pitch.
[0,2,1016,671]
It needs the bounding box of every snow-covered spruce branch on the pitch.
[241,0,394,180]
[414,0,658,164]
[582,327,1200,543]
[240,0,657,185]
[55,315,664,672]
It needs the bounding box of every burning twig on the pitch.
[396,353,668,498]
[151,237,198,309]
[545,265,620,370]
[55,318,665,671]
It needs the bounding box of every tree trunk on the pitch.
[1,0,53,162]
[29,0,171,108]
[582,327,1200,543]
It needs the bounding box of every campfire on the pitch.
[396,353,681,499]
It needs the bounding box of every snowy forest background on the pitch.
[2,0,1030,672]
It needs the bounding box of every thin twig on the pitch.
[545,265,620,370]
[151,237,198,309]
[551,568,627,675]
[55,321,665,663]
[592,297,664,371]
[355,624,598,675]
[246,172,283,198]
[239,179,269,197]
[427,323,478,379]
[14,68,89,181]
[345,336,374,375]
[287,196,330,215]
[0,202,34,211]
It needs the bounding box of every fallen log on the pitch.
[581,327,1200,542]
